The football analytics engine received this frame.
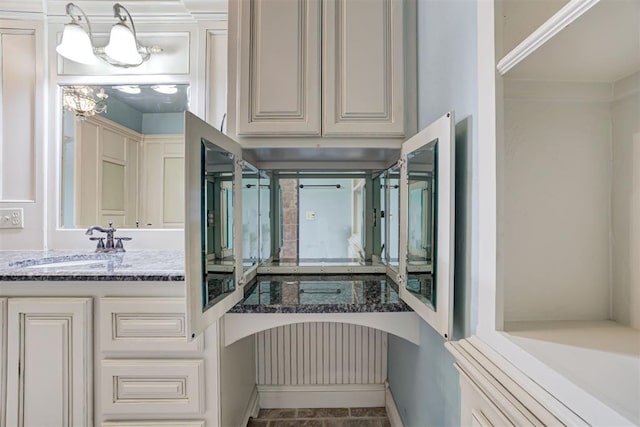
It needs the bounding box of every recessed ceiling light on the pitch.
[151,85,178,95]
[113,85,141,94]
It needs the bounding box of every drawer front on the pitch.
[103,422,205,427]
[101,359,204,415]
[100,298,202,352]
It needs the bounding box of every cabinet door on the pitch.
[5,298,92,427]
[236,0,321,136]
[399,112,455,339]
[323,0,405,137]
[0,298,5,427]
[186,112,244,338]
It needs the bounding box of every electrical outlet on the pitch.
[0,208,24,229]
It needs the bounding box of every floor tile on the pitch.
[258,408,297,419]
[324,419,381,427]
[350,407,387,417]
[296,408,350,418]
[269,420,324,427]
[247,420,269,427]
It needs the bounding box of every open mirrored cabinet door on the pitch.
[185,111,244,338]
[399,112,455,339]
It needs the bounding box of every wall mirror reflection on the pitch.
[242,162,259,270]
[406,142,436,306]
[60,83,189,229]
[273,173,368,263]
[202,139,236,308]
[259,172,272,262]
[386,165,401,267]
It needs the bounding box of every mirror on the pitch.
[202,139,236,308]
[259,172,272,261]
[60,83,189,229]
[406,140,437,306]
[386,165,401,267]
[242,162,259,270]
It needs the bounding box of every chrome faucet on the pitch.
[85,223,131,252]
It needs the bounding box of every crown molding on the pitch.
[43,0,226,22]
[497,0,600,76]
[0,1,44,14]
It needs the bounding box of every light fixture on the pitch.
[63,86,108,119]
[56,3,161,68]
[151,85,178,95]
[56,3,98,65]
[113,85,141,94]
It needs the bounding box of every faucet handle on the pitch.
[114,237,132,252]
[89,237,105,252]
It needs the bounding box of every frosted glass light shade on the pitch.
[104,23,142,65]
[56,23,98,65]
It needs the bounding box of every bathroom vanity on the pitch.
[0,250,217,426]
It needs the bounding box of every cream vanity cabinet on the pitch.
[0,292,212,427]
[1,297,92,427]
[227,0,415,141]
[451,0,640,425]
[97,297,208,427]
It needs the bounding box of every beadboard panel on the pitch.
[255,323,387,386]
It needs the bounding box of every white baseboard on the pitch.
[241,386,260,426]
[385,382,404,427]
[257,384,386,409]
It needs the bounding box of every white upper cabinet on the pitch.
[236,0,321,136]
[323,0,405,137]
[229,0,414,142]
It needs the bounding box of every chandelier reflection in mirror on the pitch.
[56,2,162,67]
[63,86,108,119]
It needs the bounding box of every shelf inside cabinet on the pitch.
[502,320,640,425]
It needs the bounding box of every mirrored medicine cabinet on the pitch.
[185,111,455,340]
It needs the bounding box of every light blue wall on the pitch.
[142,113,184,134]
[102,97,143,133]
[387,0,478,425]
[298,178,352,259]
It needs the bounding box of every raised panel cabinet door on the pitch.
[236,0,321,136]
[323,0,405,137]
[0,298,6,427]
[5,298,93,427]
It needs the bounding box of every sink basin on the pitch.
[9,254,124,270]
[24,259,109,268]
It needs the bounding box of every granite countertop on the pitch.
[228,274,412,314]
[0,250,185,281]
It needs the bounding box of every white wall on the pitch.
[219,327,256,427]
[0,23,44,250]
[611,73,640,328]
[503,87,612,322]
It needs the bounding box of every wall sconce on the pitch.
[56,2,161,67]
[63,86,108,119]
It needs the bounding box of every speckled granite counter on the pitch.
[0,250,184,281]
[228,274,412,313]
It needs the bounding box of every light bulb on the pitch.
[151,85,178,95]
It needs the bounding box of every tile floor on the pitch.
[247,407,391,427]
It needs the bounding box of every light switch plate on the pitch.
[305,211,316,220]
[0,208,24,229]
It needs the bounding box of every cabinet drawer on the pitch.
[103,421,205,427]
[101,359,205,415]
[100,298,202,352]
